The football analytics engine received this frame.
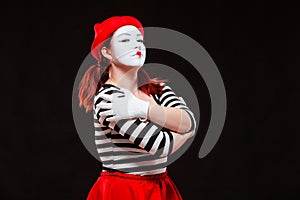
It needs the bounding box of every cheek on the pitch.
[141,44,146,53]
[112,43,132,58]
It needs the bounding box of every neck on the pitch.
[108,64,140,93]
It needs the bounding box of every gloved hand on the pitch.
[98,88,149,122]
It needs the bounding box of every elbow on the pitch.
[147,145,171,157]
[176,112,195,134]
[178,110,196,134]
[177,123,192,134]
[148,149,169,157]
[148,148,161,156]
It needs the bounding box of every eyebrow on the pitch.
[117,33,131,38]
[117,33,143,38]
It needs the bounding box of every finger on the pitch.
[106,115,122,122]
[99,94,113,102]
[99,115,106,124]
[117,94,126,98]
[99,110,114,117]
[98,101,112,109]
[110,93,126,101]
[106,116,116,122]
[119,88,131,96]
[120,87,129,93]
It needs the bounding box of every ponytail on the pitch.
[138,68,168,96]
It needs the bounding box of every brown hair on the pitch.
[78,39,167,112]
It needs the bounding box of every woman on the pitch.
[78,16,196,200]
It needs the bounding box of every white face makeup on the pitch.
[110,25,146,67]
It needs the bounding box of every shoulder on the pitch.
[153,82,174,100]
[159,82,175,93]
[95,84,121,95]
[93,84,122,106]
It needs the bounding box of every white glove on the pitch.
[98,88,149,122]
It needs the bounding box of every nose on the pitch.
[133,40,142,50]
[134,45,142,50]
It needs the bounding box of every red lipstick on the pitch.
[136,51,142,57]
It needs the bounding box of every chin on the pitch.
[131,63,144,67]
[122,62,144,68]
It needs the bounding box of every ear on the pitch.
[101,46,113,61]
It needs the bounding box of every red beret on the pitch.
[91,16,144,60]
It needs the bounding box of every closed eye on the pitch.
[137,39,144,43]
[119,39,130,42]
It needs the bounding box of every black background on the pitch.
[1,1,299,200]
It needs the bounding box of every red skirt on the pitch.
[86,171,183,200]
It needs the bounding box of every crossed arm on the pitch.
[147,84,196,134]
[94,83,196,156]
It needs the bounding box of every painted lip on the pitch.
[133,51,142,57]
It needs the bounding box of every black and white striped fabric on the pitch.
[93,83,196,175]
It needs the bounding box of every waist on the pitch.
[100,169,168,180]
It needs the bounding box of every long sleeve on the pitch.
[154,83,197,133]
[94,84,174,157]
[94,83,196,157]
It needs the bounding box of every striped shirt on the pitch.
[93,83,196,175]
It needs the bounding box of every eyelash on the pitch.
[120,39,130,42]
[119,39,144,43]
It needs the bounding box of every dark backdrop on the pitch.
[1,1,299,200]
